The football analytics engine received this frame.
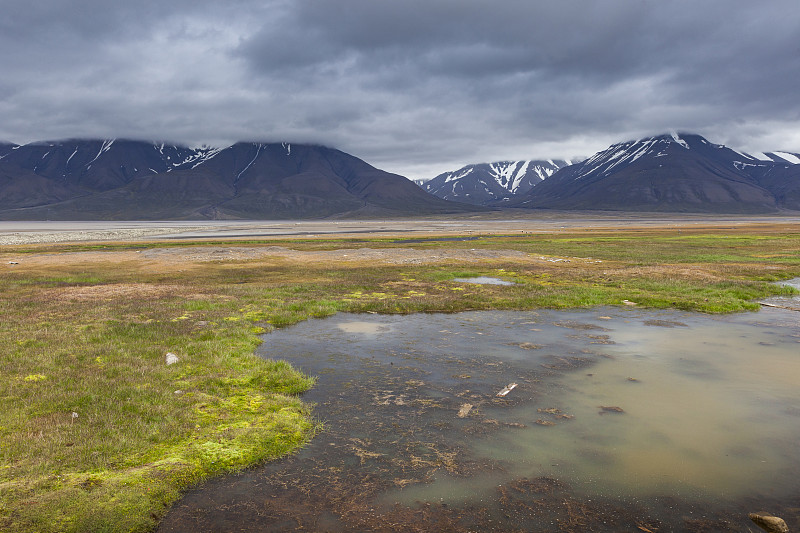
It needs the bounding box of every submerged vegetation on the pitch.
[1,224,799,532]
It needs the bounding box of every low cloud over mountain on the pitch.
[0,140,475,220]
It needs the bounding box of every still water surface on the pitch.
[159,306,800,532]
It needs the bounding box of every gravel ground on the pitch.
[0,227,210,245]
[3,216,800,245]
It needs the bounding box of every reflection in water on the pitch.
[452,276,516,286]
[159,308,800,532]
[472,315,800,501]
[335,321,392,334]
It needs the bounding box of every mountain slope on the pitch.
[0,162,78,209]
[754,163,800,210]
[0,143,18,159]
[515,133,800,213]
[423,159,573,205]
[0,140,476,219]
[0,139,217,193]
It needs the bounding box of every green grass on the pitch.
[0,275,316,532]
[1,227,800,531]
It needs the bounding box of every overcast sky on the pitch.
[1,0,799,179]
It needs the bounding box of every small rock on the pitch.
[518,342,543,350]
[599,405,625,414]
[622,300,637,306]
[457,404,473,418]
[537,407,562,415]
[166,352,179,365]
[535,419,556,426]
[749,512,789,533]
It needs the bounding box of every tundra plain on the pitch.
[2,215,799,532]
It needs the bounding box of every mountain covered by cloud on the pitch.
[2,133,798,218]
[0,139,475,219]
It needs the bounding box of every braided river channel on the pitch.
[159,295,800,531]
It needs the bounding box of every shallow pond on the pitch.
[159,307,800,532]
[452,276,515,285]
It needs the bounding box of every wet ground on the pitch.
[158,304,800,532]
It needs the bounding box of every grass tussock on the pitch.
[1,225,799,531]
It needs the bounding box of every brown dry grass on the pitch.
[50,283,198,301]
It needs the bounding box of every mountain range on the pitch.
[508,133,800,213]
[1,133,798,219]
[0,140,473,219]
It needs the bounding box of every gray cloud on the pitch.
[1,0,798,178]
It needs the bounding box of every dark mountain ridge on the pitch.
[513,133,800,213]
[0,139,476,219]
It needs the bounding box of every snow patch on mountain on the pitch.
[769,151,800,165]
[235,144,263,184]
[422,158,574,205]
[87,139,115,166]
[670,131,690,149]
[732,149,754,160]
[444,167,473,183]
[575,133,720,180]
[749,152,773,162]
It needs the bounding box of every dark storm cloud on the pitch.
[1,0,798,178]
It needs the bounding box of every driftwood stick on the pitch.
[760,302,800,311]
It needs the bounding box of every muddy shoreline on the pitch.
[157,309,800,532]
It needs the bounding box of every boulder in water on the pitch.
[749,512,789,533]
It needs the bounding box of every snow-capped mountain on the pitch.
[514,132,800,213]
[423,159,574,205]
[0,139,476,219]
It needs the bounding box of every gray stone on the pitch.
[749,512,789,533]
